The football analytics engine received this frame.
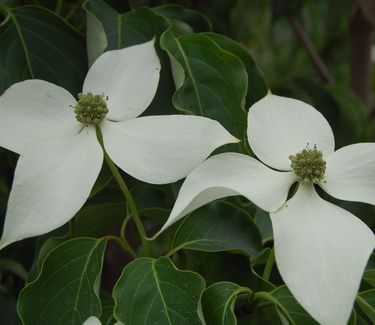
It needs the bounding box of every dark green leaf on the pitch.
[73,203,125,237]
[0,258,27,279]
[270,285,318,324]
[154,5,212,32]
[203,32,268,107]
[170,201,262,256]
[0,290,20,325]
[254,209,273,243]
[84,0,176,116]
[18,238,107,325]
[113,256,205,324]
[201,281,252,325]
[161,30,248,146]
[357,289,375,323]
[84,0,169,62]
[89,163,113,198]
[0,5,86,95]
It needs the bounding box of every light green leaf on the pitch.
[0,5,86,95]
[201,281,252,325]
[170,201,262,256]
[113,256,205,324]
[357,289,375,323]
[161,30,248,146]
[18,238,107,325]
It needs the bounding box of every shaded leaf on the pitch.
[73,203,125,237]
[18,238,107,325]
[154,4,212,32]
[0,5,86,95]
[113,256,205,324]
[170,201,262,256]
[357,289,375,323]
[254,209,273,243]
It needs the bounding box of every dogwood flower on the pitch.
[0,40,237,249]
[157,94,375,325]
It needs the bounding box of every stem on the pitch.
[96,127,150,256]
[106,236,138,259]
[55,0,63,15]
[262,248,275,281]
[254,292,295,324]
[287,14,335,85]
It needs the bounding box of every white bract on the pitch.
[158,94,375,325]
[0,40,238,249]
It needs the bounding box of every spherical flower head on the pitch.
[289,145,326,184]
[74,93,108,124]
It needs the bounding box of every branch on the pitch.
[349,0,375,108]
[287,14,335,85]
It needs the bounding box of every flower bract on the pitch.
[0,40,238,249]
[157,94,375,325]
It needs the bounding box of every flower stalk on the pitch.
[96,126,150,256]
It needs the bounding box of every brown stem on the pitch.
[287,14,335,85]
[350,1,375,108]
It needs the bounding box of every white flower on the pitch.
[82,316,101,325]
[0,40,237,249]
[157,94,375,325]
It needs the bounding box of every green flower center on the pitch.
[74,93,108,125]
[289,145,326,184]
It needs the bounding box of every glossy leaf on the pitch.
[357,289,375,323]
[113,256,205,324]
[18,238,107,325]
[201,281,252,325]
[161,30,248,143]
[170,201,262,256]
[203,32,268,107]
[0,5,86,95]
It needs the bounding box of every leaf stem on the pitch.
[262,248,275,281]
[106,236,138,259]
[96,127,150,256]
[254,292,295,324]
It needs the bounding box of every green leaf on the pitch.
[0,258,27,279]
[170,201,262,256]
[161,30,248,145]
[73,203,125,237]
[113,256,205,324]
[269,285,318,324]
[84,0,176,116]
[154,4,213,32]
[254,209,273,243]
[0,5,86,95]
[18,238,107,325]
[84,0,169,62]
[201,281,252,325]
[357,289,375,323]
[192,251,274,292]
[203,32,268,107]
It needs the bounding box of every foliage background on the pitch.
[0,0,374,324]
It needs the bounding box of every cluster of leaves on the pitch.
[0,0,374,324]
